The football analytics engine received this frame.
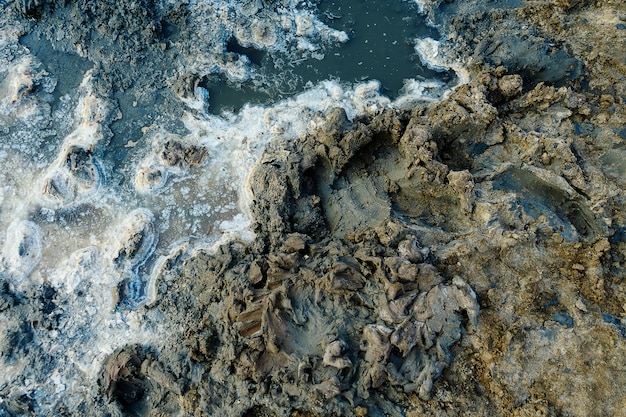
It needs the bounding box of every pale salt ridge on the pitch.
[414,37,470,85]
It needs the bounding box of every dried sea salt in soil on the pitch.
[2,0,626,416]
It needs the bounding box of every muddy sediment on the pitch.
[164,1,626,414]
[1,0,626,416]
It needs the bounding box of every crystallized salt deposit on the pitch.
[415,37,470,85]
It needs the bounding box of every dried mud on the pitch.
[2,0,626,416]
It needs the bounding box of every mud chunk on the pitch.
[385,257,418,283]
[233,286,296,357]
[135,131,208,194]
[141,359,183,395]
[391,320,433,356]
[135,162,167,192]
[234,16,279,50]
[101,347,146,410]
[398,120,448,180]
[172,74,210,110]
[5,70,34,103]
[362,324,392,364]
[41,142,104,206]
[172,74,200,101]
[161,140,208,169]
[397,236,430,264]
[323,340,352,370]
[248,259,268,286]
[447,170,475,214]
[325,261,365,292]
[416,264,443,293]
[498,74,523,98]
[361,325,394,391]
[312,107,373,173]
[2,220,42,284]
[380,289,420,325]
[248,156,295,246]
[112,209,158,272]
[282,233,307,253]
[313,378,342,400]
[64,146,100,186]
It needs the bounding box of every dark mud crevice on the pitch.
[158,18,182,43]
[101,345,151,416]
[241,405,277,417]
[15,0,51,19]
[438,139,474,172]
[100,344,184,417]
[1,321,34,365]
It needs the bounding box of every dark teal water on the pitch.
[205,0,451,113]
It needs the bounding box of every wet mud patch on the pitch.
[493,167,603,241]
[173,230,479,415]
[100,345,183,417]
[322,129,470,233]
[320,174,391,238]
[429,5,583,89]
[19,31,93,105]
